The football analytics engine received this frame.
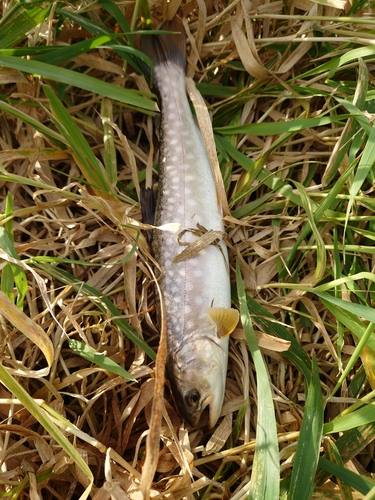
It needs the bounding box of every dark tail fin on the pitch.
[140,185,157,244]
[141,15,186,73]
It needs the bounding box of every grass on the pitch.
[1,0,375,498]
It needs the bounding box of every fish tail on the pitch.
[141,15,186,73]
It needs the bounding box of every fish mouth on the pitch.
[203,393,221,429]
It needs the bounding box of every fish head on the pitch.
[167,335,228,428]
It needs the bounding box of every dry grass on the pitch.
[1,0,375,498]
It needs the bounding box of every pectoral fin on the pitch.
[208,308,239,338]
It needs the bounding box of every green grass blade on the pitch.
[98,0,134,46]
[43,85,113,194]
[345,117,375,234]
[292,181,326,284]
[323,438,354,500]
[329,321,375,398]
[0,55,157,112]
[55,7,148,74]
[215,115,352,136]
[288,356,323,500]
[0,364,93,499]
[0,4,50,49]
[318,457,375,495]
[56,7,117,37]
[281,162,355,280]
[236,261,279,500]
[3,194,27,309]
[68,340,136,381]
[314,291,375,326]
[317,295,375,352]
[316,422,375,486]
[0,100,66,148]
[242,294,312,380]
[324,402,375,434]
[34,34,122,65]
[0,221,27,310]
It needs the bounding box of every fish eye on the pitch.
[185,389,200,407]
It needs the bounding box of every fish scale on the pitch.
[142,16,238,428]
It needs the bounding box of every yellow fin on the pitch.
[208,308,239,338]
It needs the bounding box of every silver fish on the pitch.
[142,17,238,428]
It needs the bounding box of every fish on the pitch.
[141,16,239,428]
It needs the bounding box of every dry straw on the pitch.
[1,0,375,499]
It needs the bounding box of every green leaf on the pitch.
[318,457,375,495]
[43,85,112,194]
[313,291,375,327]
[324,402,375,434]
[317,295,375,352]
[316,422,375,486]
[236,261,279,500]
[0,55,156,112]
[98,0,134,46]
[345,120,375,235]
[0,4,50,49]
[68,340,136,381]
[281,162,355,280]
[323,438,355,500]
[292,181,326,284]
[34,34,122,65]
[288,356,324,500]
[0,364,94,499]
[242,294,312,381]
[0,100,66,149]
[215,115,352,136]
[0,222,27,310]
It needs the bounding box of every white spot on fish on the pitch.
[195,296,203,305]
[186,153,195,160]
[186,320,194,330]
[193,268,203,278]
[185,305,192,315]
